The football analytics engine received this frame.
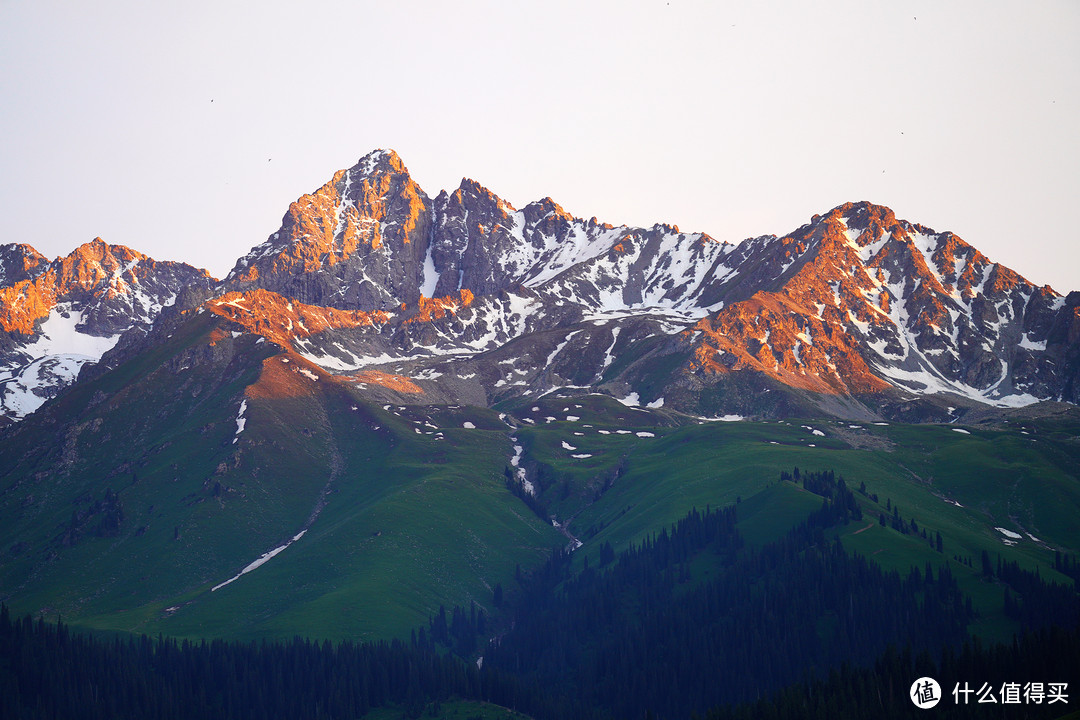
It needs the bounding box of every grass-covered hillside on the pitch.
[0,304,1078,648]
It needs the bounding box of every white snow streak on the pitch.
[211,530,308,592]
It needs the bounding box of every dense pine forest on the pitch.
[2,469,1078,719]
[483,481,969,716]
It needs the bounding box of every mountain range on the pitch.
[2,148,1077,427]
[1,149,1078,649]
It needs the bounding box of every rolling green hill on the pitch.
[1,306,1078,646]
[0,312,563,641]
[501,396,1080,642]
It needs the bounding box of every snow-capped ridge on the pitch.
[3,157,1076,426]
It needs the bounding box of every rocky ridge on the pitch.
[1,150,1076,424]
[0,240,211,422]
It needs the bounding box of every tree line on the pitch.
[479,470,974,719]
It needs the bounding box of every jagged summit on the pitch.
[206,159,1076,419]
[0,244,47,287]
[355,147,407,175]
[221,150,732,318]
[223,148,431,309]
[684,200,1070,412]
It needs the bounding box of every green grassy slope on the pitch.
[1,311,1077,645]
[499,396,1080,642]
[0,315,562,641]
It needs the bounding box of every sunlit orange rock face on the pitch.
[244,356,323,399]
[406,290,474,323]
[0,280,56,335]
[0,240,137,334]
[689,293,891,395]
[204,289,389,350]
[207,327,230,346]
[686,204,897,394]
[232,163,426,279]
[683,199,1058,398]
[0,239,210,335]
[341,369,424,395]
[226,150,431,309]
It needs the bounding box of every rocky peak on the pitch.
[442,178,515,223]
[55,239,146,295]
[224,149,432,310]
[0,244,47,286]
[522,197,574,230]
[0,240,211,423]
[454,177,509,205]
[831,201,897,237]
[339,150,430,243]
[686,201,1072,411]
[354,148,407,177]
[4,166,1078,428]
[427,179,522,297]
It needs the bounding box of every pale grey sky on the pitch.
[2,0,1078,292]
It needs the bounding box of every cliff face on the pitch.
[224,150,433,310]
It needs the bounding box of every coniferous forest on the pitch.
[2,469,1078,719]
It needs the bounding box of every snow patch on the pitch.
[995,527,1022,539]
[212,530,307,592]
[420,242,439,298]
[17,304,122,360]
[462,421,476,429]
[232,400,248,443]
[1,354,98,418]
[1018,334,1047,352]
[545,330,582,369]
[951,428,971,435]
